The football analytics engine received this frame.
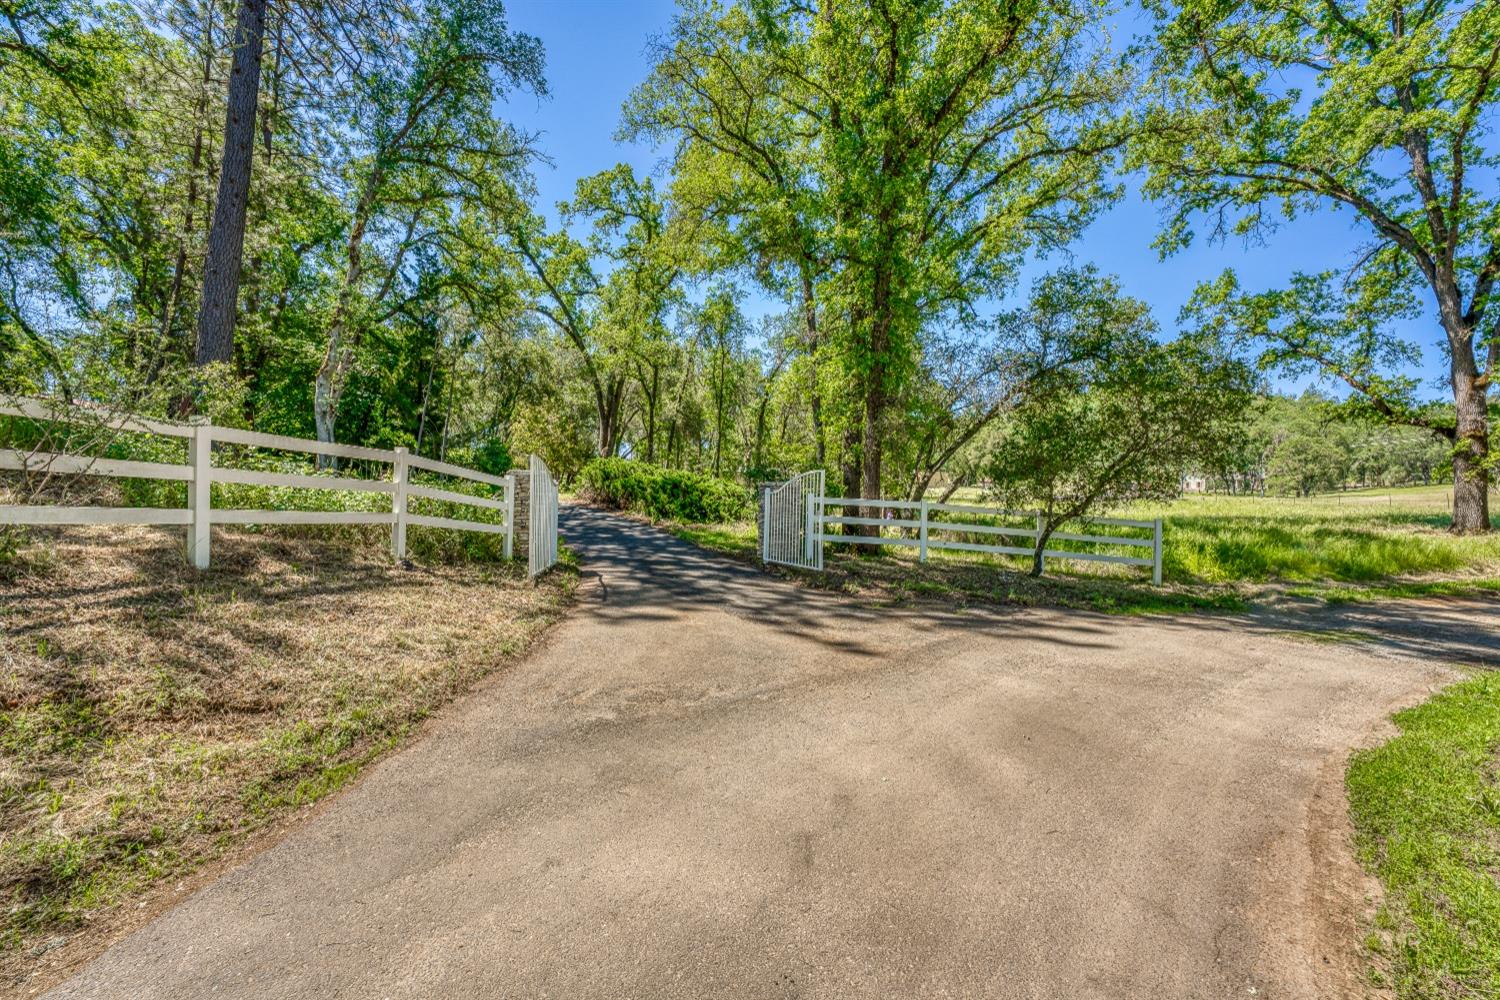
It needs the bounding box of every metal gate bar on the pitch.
[761,470,824,570]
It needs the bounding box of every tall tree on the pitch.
[624,4,836,466]
[566,165,686,464]
[693,289,748,476]
[509,164,690,459]
[311,0,543,446]
[193,0,266,368]
[627,0,1125,522]
[987,268,1256,575]
[509,214,629,458]
[1132,0,1499,533]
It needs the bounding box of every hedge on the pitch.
[578,458,753,523]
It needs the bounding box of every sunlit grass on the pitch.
[672,486,1500,608]
[938,485,1500,586]
[1347,672,1500,996]
[1131,489,1500,585]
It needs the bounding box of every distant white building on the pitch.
[1180,471,1265,495]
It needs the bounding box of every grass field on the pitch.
[1347,671,1500,997]
[0,526,575,991]
[1121,486,1499,590]
[669,485,1500,612]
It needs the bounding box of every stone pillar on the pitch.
[511,467,531,564]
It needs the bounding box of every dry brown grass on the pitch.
[0,524,574,992]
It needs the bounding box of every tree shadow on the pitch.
[562,505,1500,668]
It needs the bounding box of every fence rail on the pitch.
[812,497,1164,584]
[0,398,519,569]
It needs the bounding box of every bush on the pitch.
[579,458,753,523]
[447,439,512,477]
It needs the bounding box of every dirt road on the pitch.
[45,506,1471,999]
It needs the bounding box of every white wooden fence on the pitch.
[0,397,530,570]
[811,496,1164,585]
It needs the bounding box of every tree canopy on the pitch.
[2,0,1491,534]
[1130,0,1498,530]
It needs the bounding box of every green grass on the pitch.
[667,486,1500,612]
[670,522,760,561]
[666,519,1246,615]
[1285,578,1500,604]
[939,485,1500,587]
[1132,489,1500,586]
[1346,672,1500,997]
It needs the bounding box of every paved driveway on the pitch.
[46,506,1468,999]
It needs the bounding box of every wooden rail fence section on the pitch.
[0,398,552,571]
[808,496,1164,585]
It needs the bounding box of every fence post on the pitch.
[804,491,817,561]
[187,416,212,570]
[391,446,408,561]
[503,473,514,561]
[1152,518,1163,586]
[761,486,771,563]
[512,467,531,566]
[919,499,929,563]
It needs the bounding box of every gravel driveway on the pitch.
[44,505,1470,999]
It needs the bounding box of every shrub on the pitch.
[579,458,753,523]
[447,439,512,477]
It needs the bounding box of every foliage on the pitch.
[579,457,753,523]
[1347,672,1500,997]
[625,0,1128,506]
[1132,0,1500,532]
[1202,392,1453,497]
[985,269,1256,574]
[1,0,549,477]
[310,0,545,446]
[448,438,512,477]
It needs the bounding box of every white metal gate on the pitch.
[761,470,824,570]
[528,454,559,577]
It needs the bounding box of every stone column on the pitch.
[511,467,531,565]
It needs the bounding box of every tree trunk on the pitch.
[798,264,826,466]
[313,275,363,451]
[598,377,626,457]
[312,172,393,456]
[313,376,338,449]
[712,352,726,476]
[1451,367,1491,533]
[860,385,884,535]
[840,426,861,499]
[752,385,772,472]
[645,365,658,463]
[1030,519,1060,577]
[152,26,215,384]
[194,0,266,368]
[836,424,862,543]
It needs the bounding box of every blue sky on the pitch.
[501,0,1451,397]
